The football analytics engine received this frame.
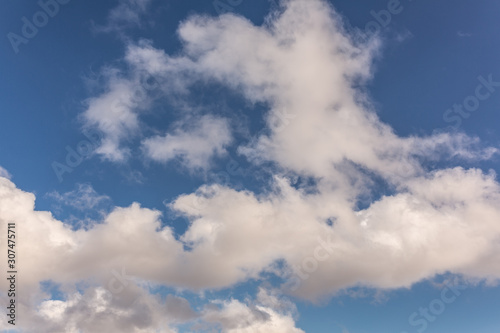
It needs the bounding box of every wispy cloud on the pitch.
[92,0,154,34]
[0,166,11,179]
[47,183,111,211]
[457,31,473,38]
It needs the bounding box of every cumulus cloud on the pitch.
[200,296,304,333]
[163,0,495,185]
[89,0,496,179]
[29,286,177,333]
[81,69,145,162]
[5,0,500,331]
[0,176,304,331]
[77,0,500,297]
[143,115,232,170]
[2,166,500,302]
[172,169,500,300]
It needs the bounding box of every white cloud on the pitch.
[10,0,500,299]
[143,115,232,170]
[6,0,500,331]
[172,169,500,300]
[8,284,303,333]
[80,40,206,164]
[81,70,144,162]
[110,0,496,183]
[25,286,178,333]
[166,0,495,185]
[3,165,500,303]
[201,298,304,333]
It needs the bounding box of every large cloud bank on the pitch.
[2,0,500,332]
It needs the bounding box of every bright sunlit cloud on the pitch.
[2,0,500,332]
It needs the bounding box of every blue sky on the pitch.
[1,0,500,332]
